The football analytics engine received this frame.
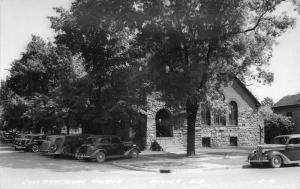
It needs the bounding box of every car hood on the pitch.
[257,144,286,150]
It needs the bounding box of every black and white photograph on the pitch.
[0,0,300,188]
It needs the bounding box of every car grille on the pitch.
[256,146,263,160]
[78,146,88,154]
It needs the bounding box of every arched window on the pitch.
[200,105,211,125]
[229,101,238,125]
[213,110,226,126]
[156,109,173,137]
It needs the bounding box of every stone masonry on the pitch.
[145,78,264,152]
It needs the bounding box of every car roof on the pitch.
[275,134,300,138]
[26,134,45,136]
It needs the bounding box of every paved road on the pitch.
[1,142,300,189]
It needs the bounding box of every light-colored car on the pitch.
[39,135,62,153]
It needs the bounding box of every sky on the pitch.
[0,0,300,103]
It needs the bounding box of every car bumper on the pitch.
[14,145,26,150]
[75,153,93,159]
[247,154,269,163]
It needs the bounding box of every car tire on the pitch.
[270,155,282,168]
[96,152,106,163]
[129,149,139,159]
[32,145,39,153]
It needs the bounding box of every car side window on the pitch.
[111,137,121,144]
[100,138,110,144]
[289,138,300,144]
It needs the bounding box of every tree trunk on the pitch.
[67,125,70,135]
[186,95,199,156]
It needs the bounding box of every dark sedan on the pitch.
[248,134,300,168]
[75,135,140,163]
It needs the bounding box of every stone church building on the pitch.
[145,76,264,152]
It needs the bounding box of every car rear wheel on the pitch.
[129,149,139,159]
[270,155,282,168]
[32,145,39,153]
[96,152,106,163]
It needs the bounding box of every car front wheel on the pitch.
[32,145,39,153]
[129,149,139,159]
[270,155,282,168]
[96,152,106,163]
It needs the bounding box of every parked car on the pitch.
[13,133,29,145]
[14,134,46,152]
[48,135,86,157]
[75,135,140,163]
[3,133,15,143]
[39,135,62,153]
[248,134,300,168]
[0,131,5,141]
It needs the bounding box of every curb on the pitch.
[110,160,243,173]
[110,161,159,172]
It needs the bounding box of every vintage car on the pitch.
[0,131,5,142]
[14,134,46,152]
[48,135,86,157]
[39,135,62,153]
[248,134,300,168]
[75,135,140,163]
[2,133,15,143]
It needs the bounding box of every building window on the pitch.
[202,137,211,147]
[286,112,293,117]
[200,105,211,125]
[213,110,226,126]
[230,137,238,146]
[229,101,238,125]
[156,109,173,137]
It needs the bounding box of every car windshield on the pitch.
[270,136,289,144]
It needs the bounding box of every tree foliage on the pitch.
[1,35,75,133]
[49,2,147,132]
[129,0,295,155]
[48,0,297,155]
[258,105,294,143]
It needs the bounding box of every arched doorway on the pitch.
[155,109,173,137]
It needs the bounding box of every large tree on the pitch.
[50,0,297,156]
[131,0,296,156]
[2,35,74,132]
[49,1,147,133]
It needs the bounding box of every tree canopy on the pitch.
[1,0,299,154]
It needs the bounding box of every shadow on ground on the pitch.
[0,143,124,173]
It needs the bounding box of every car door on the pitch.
[108,137,124,156]
[284,137,300,161]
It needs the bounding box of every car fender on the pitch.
[267,151,291,164]
[124,147,140,156]
[90,148,107,157]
